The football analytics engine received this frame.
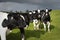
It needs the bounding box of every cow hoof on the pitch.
[48,30,50,32]
[44,30,46,32]
[37,28,39,30]
[22,38,25,40]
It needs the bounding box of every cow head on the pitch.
[37,9,40,13]
[28,11,33,22]
[45,8,52,16]
[40,9,52,23]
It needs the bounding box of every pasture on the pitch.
[4,10,60,40]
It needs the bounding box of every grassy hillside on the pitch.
[6,10,60,40]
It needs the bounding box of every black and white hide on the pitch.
[41,9,52,32]
[0,12,8,40]
[19,12,33,29]
[0,12,26,40]
[7,13,26,40]
[32,10,40,30]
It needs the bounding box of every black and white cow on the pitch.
[0,11,27,40]
[29,10,40,30]
[40,8,52,32]
[32,9,46,30]
[31,9,52,31]
[18,11,33,28]
[7,12,27,40]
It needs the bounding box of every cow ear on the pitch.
[49,9,52,12]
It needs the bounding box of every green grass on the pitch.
[6,10,60,40]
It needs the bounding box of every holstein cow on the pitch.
[18,11,33,29]
[32,9,44,30]
[32,9,45,30]
[7,13,26,40]
[40,8,52,32]
[0,11,27,40]
[31,10,40,30]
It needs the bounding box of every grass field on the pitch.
[6,10,60,40]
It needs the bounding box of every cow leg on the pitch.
[6,29,12,35]
[25,22,29,29]
[33,20,36,30]
[20,28,25,40]
[36,23,39,30]
[43,22,46,31]
[1,31,6,40]
[36,20,40,30]
[47,22,50,32]
[25,25,28,29]
[0,27,7,40]
[33,19,39,30]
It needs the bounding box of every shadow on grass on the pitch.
[6,25,54,40]
[50,25,55,31]
[39,24,55,31]
[6,30,45,40]
[25,30,45,40]
[6,31,21,40]
[6,24,45,40]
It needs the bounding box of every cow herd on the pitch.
[0,8,52,40]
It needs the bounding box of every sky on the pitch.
[0,0,60,11]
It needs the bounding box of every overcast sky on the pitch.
[0,0,60,11]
